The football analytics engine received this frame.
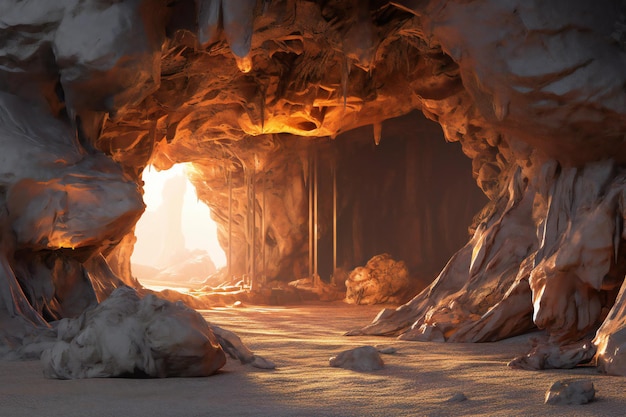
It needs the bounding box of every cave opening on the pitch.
[131,163,226,291]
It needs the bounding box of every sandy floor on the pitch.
[2,302,626,417]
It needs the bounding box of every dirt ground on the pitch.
[1,302,625,417]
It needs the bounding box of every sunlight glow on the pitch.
[132,164,226,269]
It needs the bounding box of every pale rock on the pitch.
[329,346,385,372]
[209,323,255,364]
[41,287,226,379]
[544,379,596,405]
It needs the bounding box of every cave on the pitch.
[1,0,626,406]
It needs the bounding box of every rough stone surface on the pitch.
[329,346,385,371]
[345,254,411,305]
[544,379,596,405]
[508,339,596,371]
[41,287,226,379]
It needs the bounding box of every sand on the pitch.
[1,302,626,417]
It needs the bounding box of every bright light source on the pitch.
[132,164,226,271]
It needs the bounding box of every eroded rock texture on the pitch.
[42,287,225,379]
[345,254,410,305]
[0,0,625,377]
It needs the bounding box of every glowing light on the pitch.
[235,54,252,73]
[132,164,226,269]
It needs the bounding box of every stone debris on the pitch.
[508,339,596,370]
[544,379,596,405]
[445,392,467,403]
[329,346,384,371]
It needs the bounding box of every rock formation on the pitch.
[42,287,226,378]
[1,0,625,377]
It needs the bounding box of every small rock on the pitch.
[445,392,467,403]
[329,346,384,371]
[545,379,595,405]
[250,355,276,369]
[375,345,397,354]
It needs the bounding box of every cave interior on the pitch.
[1,0,626,377]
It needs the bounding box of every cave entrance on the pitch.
[131,164,226,291]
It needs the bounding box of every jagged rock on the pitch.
[508,339,596,371]
[329,346,385,371]
[544,379,596,405]
[41,287,226,379]
[345,254,411,305]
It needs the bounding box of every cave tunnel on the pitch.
[308,111,487,289]
[169,110,486,300]
[1,0,626,386]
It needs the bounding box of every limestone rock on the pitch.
[544,379,596,405]
[329,346,385,371]
[209,322,269,367]
[41,287,226,379]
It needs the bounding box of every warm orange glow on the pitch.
[235,55,253,73]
